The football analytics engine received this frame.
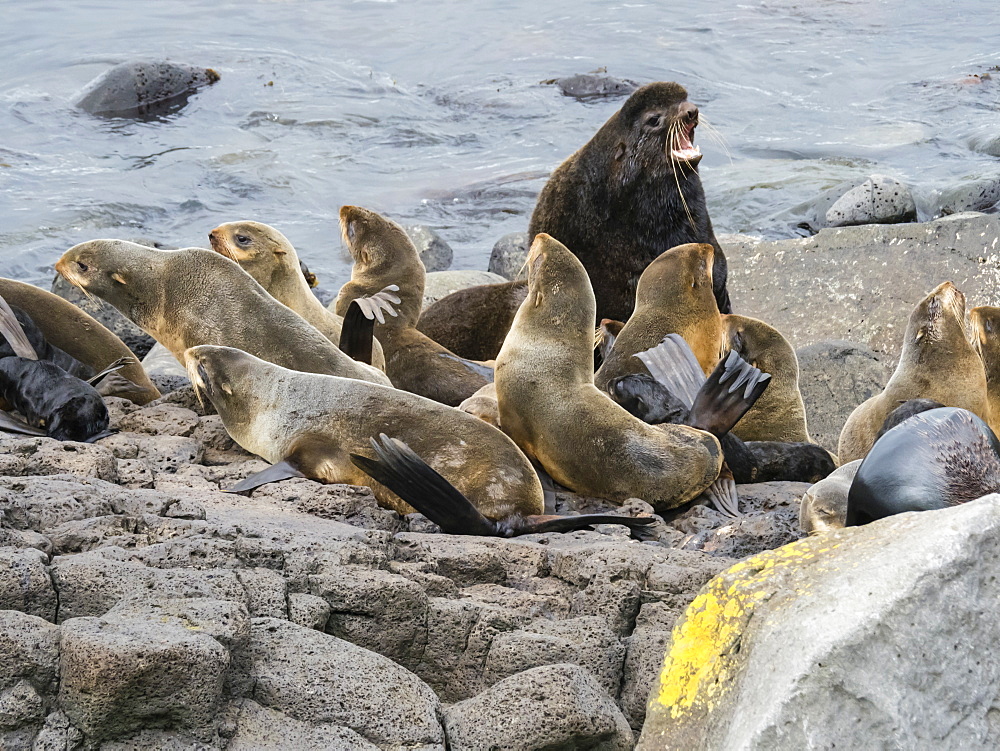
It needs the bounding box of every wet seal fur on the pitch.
[208,220,387,370]
[529,81,730,323]
[334,206,492,406]
[0,278,158,404]
[55,240,390,386]
[495,233,723,512]
[838,282,989,463]
[846,406,1000,526]
[187,345,652,537]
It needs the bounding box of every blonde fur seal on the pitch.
[334,206,492,406]
[208,220,386,370]
[838,282,988,463]
[970,305,1000,436]
[495,233,722,510]
[594,243,722,391]
[55,240,390,386]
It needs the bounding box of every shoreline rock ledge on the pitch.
[639,495,1000,750]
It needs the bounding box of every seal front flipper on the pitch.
[687,350,771,437]
[0,293,39,361]
[226,459,307,493]
[339,285,401,365]
[0,409,47,437]
[635,333,706,406]
[87,356,135,386]
[350,434,657,538]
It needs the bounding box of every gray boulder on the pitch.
[59,616,229,743]
[403,225,453,272]
[488,232,530,280]
[0,435,118,483]
[422,270,507,308]
[245,617,444,749]
[141,343,190,383]
[938,174,1000,215]
[825,174,917,227]
[0,611,60,694]
[227,700,378,750]
[640,494,1000,749]
[543,73,639,99]
[445,663,633,750]
[0,548,57,621]
[796,340,889,452]
[727,213,1000,357]
[74,61,220,118]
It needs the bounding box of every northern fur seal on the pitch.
[529,82,730,322]
[0,278,158,404]
[722,314,810,443]
[495,233,725,511]
[55,240,391,386]
[594,242,722,390]
[208,220,387,370]
[416,279,528,362]
[799,398,944,534]
[838,282,989,463]
[846,407,1000,526]
[334,206,492,406]
[970,305,1000,436]
[186,345,652,537]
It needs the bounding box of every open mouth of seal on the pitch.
[670,120,702,165]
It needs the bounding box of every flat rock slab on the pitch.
[640,494,1000,750]
[726,213,1000,357]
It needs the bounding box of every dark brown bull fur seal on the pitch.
[529,81,730,323]
[416,279,528,361]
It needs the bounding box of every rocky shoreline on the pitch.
[3,212,1000,749]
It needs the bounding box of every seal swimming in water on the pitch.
[75,61,219,119]
[55,240,391,386]
[838,282,989,463]
[185,345,653,537]
[334,206,493,406]
[207,220,390,370]
[494,234,753,513]
[529,82,730,322]
[845,406,1000,527]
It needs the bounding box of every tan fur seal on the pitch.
[798,460,860,535]
[416,279,528,361]
[185,345,653,537]
[970,305,1000,436]
[838,282,989,463]
[0,278,158,404]
[495,233,724,511]
[529,82,731,322]
[55,240,390,386]
[208,220,387,370]
[722,314,810,443]
[334,206,492,406]
[594,243,722,391]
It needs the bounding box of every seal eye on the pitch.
[76,261,89,272]
[235,234,252,246]
[645,114,661,128]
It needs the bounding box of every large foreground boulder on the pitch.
[639,495,1000,749]
[727,213,1000,356]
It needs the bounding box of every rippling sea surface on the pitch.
[2,0,998,289]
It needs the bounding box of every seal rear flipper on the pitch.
[516,513,657,536]
[702,464,740,517]
[87,356,135,387]
[687,350,771,437]
[349,433,500,536]
[635,333,706,407]
[339,285,401,364]
[0,294,39,361]
[0,410,47,437]
[226,459,307,493]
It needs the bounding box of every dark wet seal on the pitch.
[541,73,639,100]
[846,406,1000,526]
[75,61,220,119]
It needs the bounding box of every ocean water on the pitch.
[2,0,998,289]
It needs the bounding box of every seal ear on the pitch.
[613,142,626,161]
[111,272,127,285]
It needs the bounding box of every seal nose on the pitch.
[208,230,218,244]
[679,102,699,123]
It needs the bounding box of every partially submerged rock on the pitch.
[825,174,917,227]
[488,231,530,280]
[640,495,1000,749]
[75,61,220,119]
[403,225,454,272]
[542,73,639,100]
